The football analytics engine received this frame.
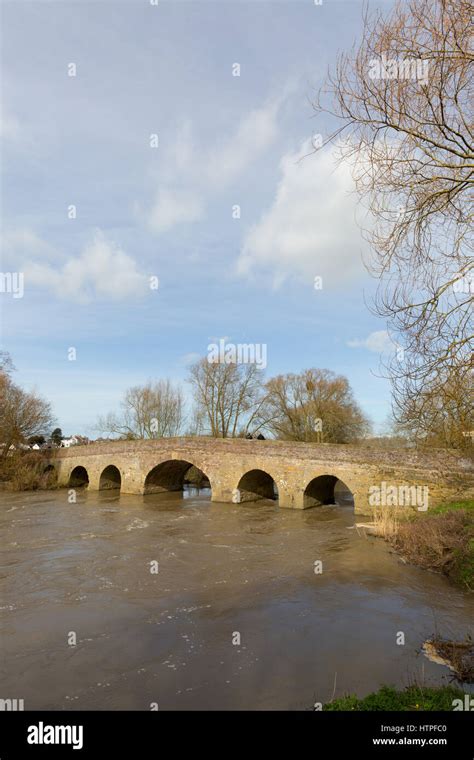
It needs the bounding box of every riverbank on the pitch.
[368,500,474,591]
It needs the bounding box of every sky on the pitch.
[1,0,397,437]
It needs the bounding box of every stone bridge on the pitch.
[46,437,474,515]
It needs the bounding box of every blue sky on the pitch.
[1,0,396,436]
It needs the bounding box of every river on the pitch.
[1,488,473,710]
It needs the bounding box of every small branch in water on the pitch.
[422,636,474,682]
[329,671,338,703]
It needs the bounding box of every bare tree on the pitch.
[97,380,184,439]
[394,365,473,450]
[187,358,265,438]
[313,0,473,435]
[0,351,14,375]
[259,368,370,443]
[0,368,55,458]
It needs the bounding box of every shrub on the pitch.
[324,684,465,711]
[392,507,474,590]
[0,452,57,491]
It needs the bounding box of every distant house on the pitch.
[60,435,89,448]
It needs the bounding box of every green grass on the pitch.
[323,685,466,711]
[429,499,474,516]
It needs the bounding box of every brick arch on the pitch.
[234,468,279,503]
[303,472,356,509]
[99,464,122,490]
[68,464,89,488]
[143,458,213,495]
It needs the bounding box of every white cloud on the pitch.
[145,94,283,234]
[347,330,393,353]
[237,141,368,286]
[205,98,281,187]
[148,188,205,234]
[1,229,59,269]
[22,230,149,303]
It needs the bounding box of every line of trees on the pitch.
[0,350,371,450]
[1,350,470,452]
[96,358,371,444]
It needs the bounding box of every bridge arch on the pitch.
[99,465,121,491]
[235,469,278,503]
[68,465,89,488]
[144,459,211,496]
[304,474,354,509]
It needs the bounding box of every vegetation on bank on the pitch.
[0,452,57,491]
[371,500,474,591]
[323,685,466,711]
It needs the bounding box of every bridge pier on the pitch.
[278,489,305,509]
[211,485,232,504]
[211,482,305,509]
[87,473,101,491]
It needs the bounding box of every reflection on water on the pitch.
[1,488,473,710]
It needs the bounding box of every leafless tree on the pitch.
[0,351,14,375]
[313,0,473,435]
[0,357,55,458]
[394,365,473,450]
[187,358,265,437]
[97,380,184,439]
[259,368,370,443]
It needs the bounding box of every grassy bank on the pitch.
[323,684,466,711]
[371,500,474,591]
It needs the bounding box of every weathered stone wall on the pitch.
[47,437,474,515]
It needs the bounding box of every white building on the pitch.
[60,435,88,448]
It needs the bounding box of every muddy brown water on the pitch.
[1,489,473,710]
